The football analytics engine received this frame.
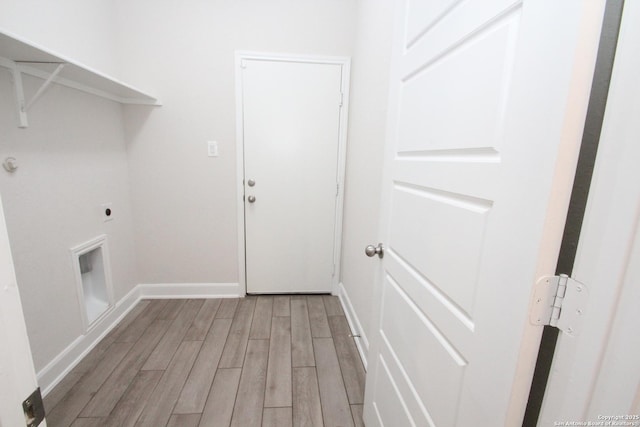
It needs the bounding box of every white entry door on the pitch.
[239,55,347,294]
[363,1,605,426]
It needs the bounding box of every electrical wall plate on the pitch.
[208,141,219,157]
[101,203,113,222]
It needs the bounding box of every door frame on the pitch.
[235,51,351,295]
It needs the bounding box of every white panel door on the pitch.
[0,195,43,427]
[241,58,343,294]
[364,1,604,426]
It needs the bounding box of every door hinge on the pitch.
[339,92,343,107]
[530,274,589,337]
[336,183,340,196]
[23,387,45,427]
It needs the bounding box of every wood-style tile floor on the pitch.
[44,296,366,427]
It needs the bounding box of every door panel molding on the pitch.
[363,0,605,425]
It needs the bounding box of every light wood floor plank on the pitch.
[156,299,187,320]
[44,300,151,413]
[44,371,82,414]
[167,413,201,427]
[273,295,291,317]
[46,302,152,411]
[230,339,269,427]
[215,298,239,318]
[313,337,354,427]
[291,298,315,367]
[70,418,104,427]
[49,297,367,427]
[322,296,344,316]
[263,407,293,427]
[184,298,222,341]
[307,296,331,338]
[136,340,202,427]
[292,367,323,427]
[143,299,203,370]
[174,318,233,414]
[351,404,365,427]
[249,296,273,339]
[199,368,242,427]
[104,300,151,343]
[116,299,169,343]
[102,370,163,427]
[328,316,366,404]
[219,298,256,368]
[81,320,171,417]
[265,317,292,407]
[46,341,133,427]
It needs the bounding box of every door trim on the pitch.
[235,51,351,295]
[522,0,625,424]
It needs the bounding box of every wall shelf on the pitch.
[0,30,161,127]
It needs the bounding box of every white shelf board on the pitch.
[0,29,160,105]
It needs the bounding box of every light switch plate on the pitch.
[207,141,218,157]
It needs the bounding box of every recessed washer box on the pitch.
[71,235,114,330]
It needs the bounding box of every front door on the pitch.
[240,56,346,294]
[363,1,604,425]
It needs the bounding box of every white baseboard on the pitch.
[37,285,141,396]
[38,282,242,396]
[336,282,369,370]
[137,282,243,299]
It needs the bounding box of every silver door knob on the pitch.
[247,195,256,203]
[365,243,384,259]
[247,179,255,187]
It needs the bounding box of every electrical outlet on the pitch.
[102,203,113,222]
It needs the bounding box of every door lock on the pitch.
[247,195,256,203]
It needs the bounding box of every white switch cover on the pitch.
[207,141,219,157]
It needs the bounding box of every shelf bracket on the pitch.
[1,57,65,128]
[24,63,65,112]
[7,60,28,128]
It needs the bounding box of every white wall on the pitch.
[0,72,138,371]
[0,0,119,78]
[339,0,394,360]
[0,0,390,376]
[115,0,358,284]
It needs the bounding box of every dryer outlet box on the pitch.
[101,203,113,222]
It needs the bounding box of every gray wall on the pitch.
[0,74,138,371]
[0,0,397,372]
[115,0,359,285]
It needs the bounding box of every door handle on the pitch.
[247,195,256,203]
[365,243,384,259]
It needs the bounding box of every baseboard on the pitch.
[336,282,369,370]
[37,285,141,396]
[38,282,242,396]
[137,282,243,299]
